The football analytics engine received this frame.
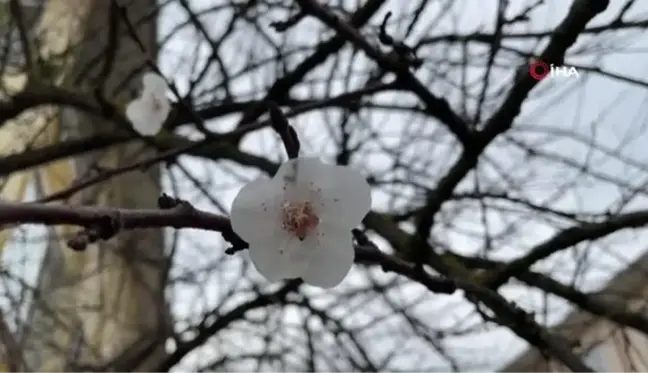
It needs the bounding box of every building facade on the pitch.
[500,253,648,372]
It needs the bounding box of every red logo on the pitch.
[529,61,549,80]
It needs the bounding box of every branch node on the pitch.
[67,234,89,251]
[378,11,423,69]
[176,200,196,215]
[270,11,305,32]
[351,228,370,245]
[95,212,122,240]
[66,212,122,251]
[158,193,182,209]
[222,223,248,255]
[93,88,116,118]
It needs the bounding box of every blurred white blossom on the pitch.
[230,157,371,288]
[125,73,170,136]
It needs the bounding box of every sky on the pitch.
[3,0,648,371]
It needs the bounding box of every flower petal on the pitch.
[125,98,145,123]
[142,73,167,94]
[125,99,160,136]
[249,234,308,282]
[300,224,354,288]
[230,177,283,245]
[274,157,371,228]
[125,95,169,136]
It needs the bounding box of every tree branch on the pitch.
[0,200,229,232]
[294,0,473,146]
[410,0,610,269]
[484,209,648,288]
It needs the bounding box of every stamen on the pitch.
[281,201,319,240]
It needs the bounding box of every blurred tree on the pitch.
[0,0,166,370]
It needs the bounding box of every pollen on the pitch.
[281,201,319,240]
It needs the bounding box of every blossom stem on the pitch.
[267,101,301,159]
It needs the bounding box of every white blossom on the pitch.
[230,157,372,288]
[125,73,171,136]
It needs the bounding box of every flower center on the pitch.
[281,201,319,240]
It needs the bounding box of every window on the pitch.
[583,342,609,372]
